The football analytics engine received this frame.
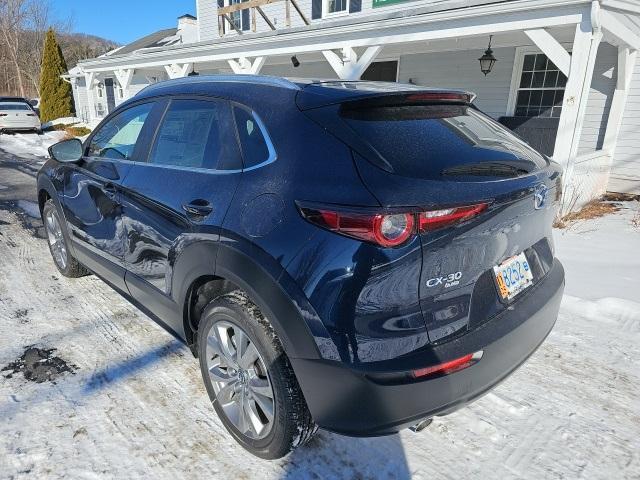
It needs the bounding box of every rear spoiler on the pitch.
[296,82,476,110]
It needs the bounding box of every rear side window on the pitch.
[88,103,153,160]
[233,106,273,169]
[149,99,240,170]
[341,104,548,179]
[0,103,31,111]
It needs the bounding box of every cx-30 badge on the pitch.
[534,184,549,210]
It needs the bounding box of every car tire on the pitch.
[197,292,317,459]
[42,200,89,278]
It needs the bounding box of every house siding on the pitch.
[609,59,640,194]
[577,42,617,155]
[200,0,511,38]
[397,47,516,120]
[197,0,219,41]
[72,78,89,122]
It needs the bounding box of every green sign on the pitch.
[372,0,411,8]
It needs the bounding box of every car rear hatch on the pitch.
[299,83,562,344]
[0,102,38,127]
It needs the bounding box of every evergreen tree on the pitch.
[39,28,74,123]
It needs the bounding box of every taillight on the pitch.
[300,208,415,248]
[298,202,487,247]
[412,351,482,379]
[419,203,488,231]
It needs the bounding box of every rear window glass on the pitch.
[341,105,548,179]
[233,106,273,169]
[0,103,31,111]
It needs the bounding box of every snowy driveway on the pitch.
[0,142,639,479]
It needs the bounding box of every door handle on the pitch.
[182,200,213,218]
[104,183,118,201]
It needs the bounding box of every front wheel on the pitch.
[197,292,317,459]
[42,200,89,278]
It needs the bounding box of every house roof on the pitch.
[116,28,179,56]
[79,0,593,72]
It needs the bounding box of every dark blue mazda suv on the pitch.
[37,75,565,459]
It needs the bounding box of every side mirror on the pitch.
[48,138,83,163]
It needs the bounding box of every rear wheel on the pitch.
[197,292,317,459]
[42,200,89,278]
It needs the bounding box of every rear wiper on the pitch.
[442,162,531,178]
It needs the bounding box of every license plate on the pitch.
[493,252,533,300]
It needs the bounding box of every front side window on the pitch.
[233,106,273,169]
[514,53,567,118]
[148,99,240,170]
[87,103,153,160]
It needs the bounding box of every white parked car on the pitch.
[0,97,42,134]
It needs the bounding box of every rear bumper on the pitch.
[0,125,40,131]
[291,259,564,436]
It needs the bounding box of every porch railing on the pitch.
[217,0,309,36]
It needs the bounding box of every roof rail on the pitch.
[138,74,302,96]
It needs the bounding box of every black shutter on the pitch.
[349,0,361,13]
[242,6,250,30]
[311,0,322,19]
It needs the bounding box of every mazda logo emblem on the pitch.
[534,184,548,210]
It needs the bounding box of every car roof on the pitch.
[127,75,473,111]
[0,96,30,103]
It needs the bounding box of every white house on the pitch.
[64,0,640,203]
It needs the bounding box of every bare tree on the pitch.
[0,0,71,97]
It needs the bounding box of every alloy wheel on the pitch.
[45,209,67,270]
[205,320,275,440]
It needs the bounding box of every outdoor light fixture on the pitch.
[478,35,497,76]
[291,55,300,68]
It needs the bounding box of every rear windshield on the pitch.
[0,102,31,111]
[341,104,547,179]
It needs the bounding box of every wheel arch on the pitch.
[175,239,322,361]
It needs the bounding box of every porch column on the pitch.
[228,56,266,75]
[114,68,134,99]
[323,46,382,80]
[164,63,193,79]
[552,21,602,180]
[602,47,637,154]
[84,72,97,123]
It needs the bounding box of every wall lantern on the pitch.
[478,35,497,76]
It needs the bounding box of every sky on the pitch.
[53,0,196,45]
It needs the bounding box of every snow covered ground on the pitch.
[0,131,66,160]
[0,145,638,479]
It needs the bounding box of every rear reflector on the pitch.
[412,351,482,379]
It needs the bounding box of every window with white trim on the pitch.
[514,53,567,118]
[229,0,248,30]
[323,0,349,16]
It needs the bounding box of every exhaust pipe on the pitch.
[409,418,432,433]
